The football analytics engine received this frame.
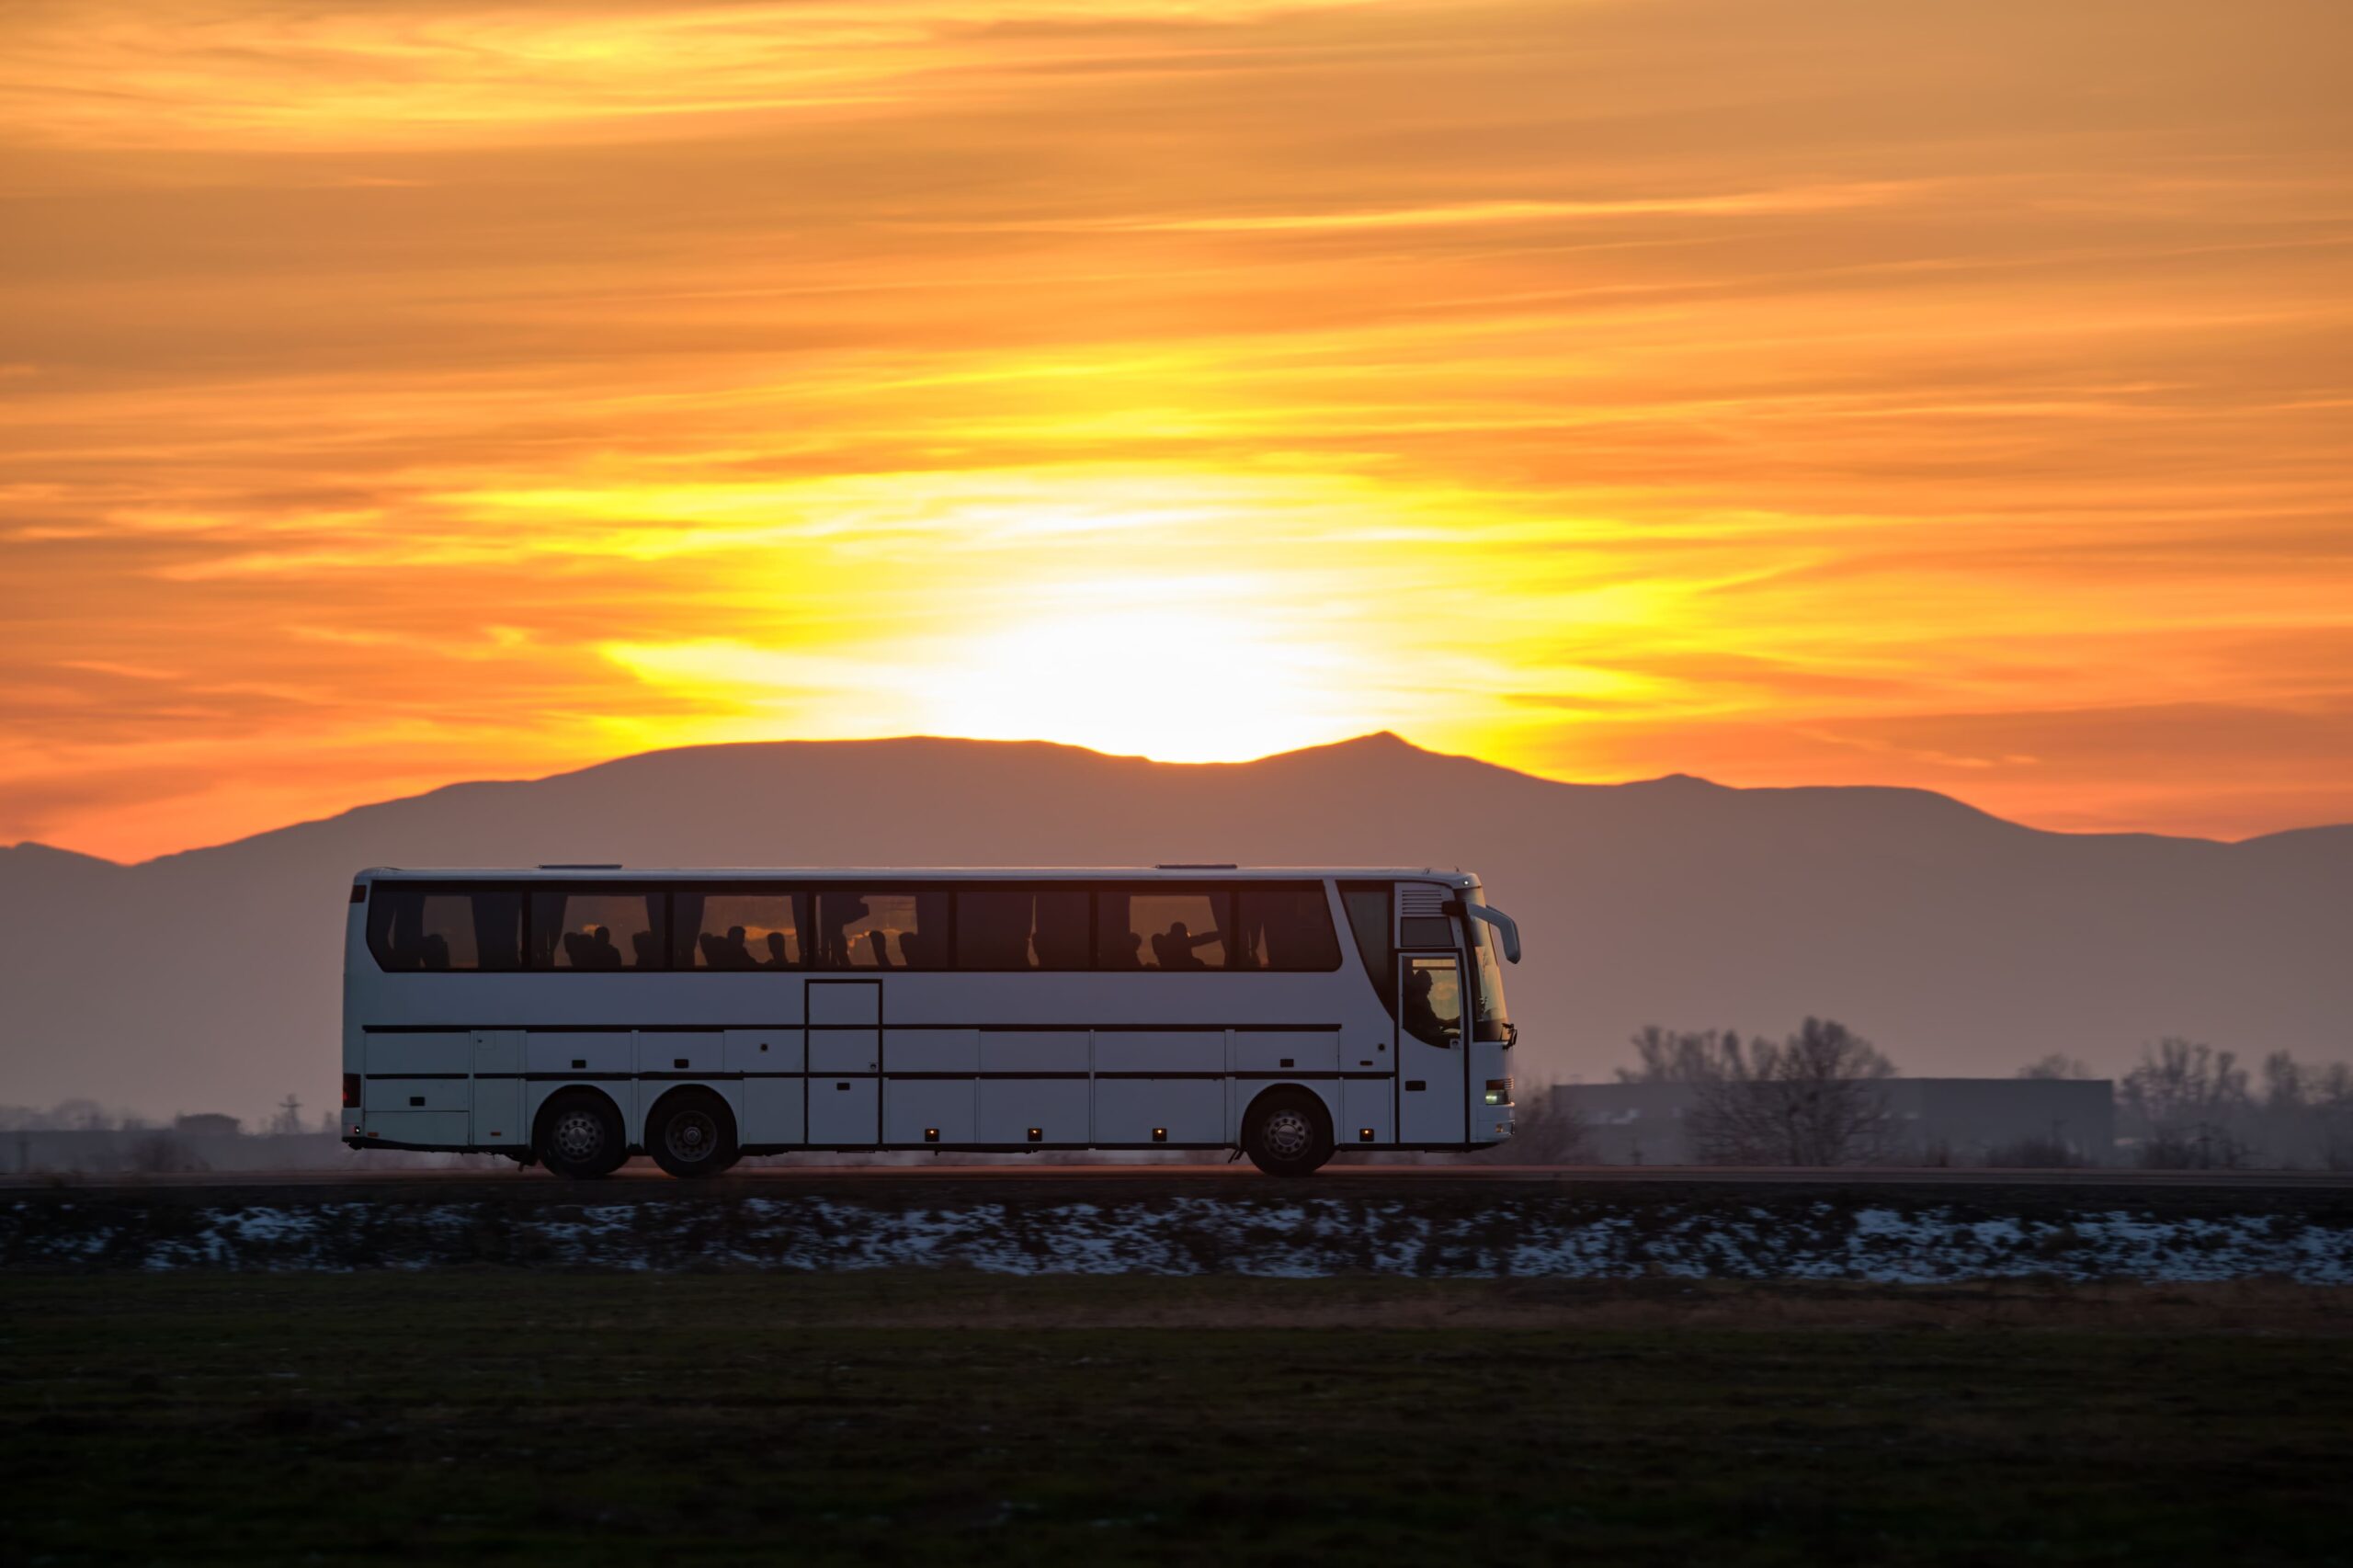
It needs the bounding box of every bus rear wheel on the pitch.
[537,1090,627,1180]
[1244,1088,1333,1177]
[648,1089,739,1180]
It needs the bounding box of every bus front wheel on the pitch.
[537,1090,628,1180]
[647,1088,740,1180]
[1243,1088,1333,1177]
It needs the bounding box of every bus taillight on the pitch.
[342,1073,360,1109]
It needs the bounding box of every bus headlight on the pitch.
[1483,1077,1512,1106]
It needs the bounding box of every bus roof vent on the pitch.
[1398,883,1449,918]
[539,862,623,869]
[1155,862,1238,870]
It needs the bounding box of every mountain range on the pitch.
[4,733,2347,1121]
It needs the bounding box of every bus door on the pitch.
[806,979,881,1145]
[1396,953,1468,1143]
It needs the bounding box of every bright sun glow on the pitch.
[920,599,1370,763]
[601,557,1410,765]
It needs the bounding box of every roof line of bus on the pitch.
[355,866,1482,883]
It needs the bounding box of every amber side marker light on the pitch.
[924,1128,940,1144]
[1358,1128,1375,1142]
[1151,1128,1168,1143]
[1027,1128,1043,1143]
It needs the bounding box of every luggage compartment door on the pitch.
[804,981,880,1146]
[471,1030,524,1153]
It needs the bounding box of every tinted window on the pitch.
[1102,889,1228,971]
[529,889,664,971]
[367,885,523,971]
[815,891,948,970]
[1340,882,1395,1015]
[676,890,803,971]
[957,889,1091,970]
[1403,955,1462,1047]
[1230,886,1341,971]
[1400,915,1455,949]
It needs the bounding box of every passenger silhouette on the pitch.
[420,933,451,971]
[1150,920,1220,971]
[562,929,590,969]
[588,926,622,970]
[868,927,895,969]
[1403,966,1452,1046]
[763,930,790,969]
[820,896,870,968]
[717,925,756,970]
[631,929,659,970]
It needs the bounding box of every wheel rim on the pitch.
[551,1108,606,1163]
[1263,1108,1313,1160]
[664,1108,719,1165]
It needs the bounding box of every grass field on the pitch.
[6,1274,2350,1565]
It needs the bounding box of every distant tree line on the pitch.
[1602,1026,2353,1170]
[2096,1040,2351,1171]
[1616,1017,1899,1165]
[2004,1040,2353,1169]
[0,1096,339,1136]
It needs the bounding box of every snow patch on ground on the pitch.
[8,1194,2351,1280]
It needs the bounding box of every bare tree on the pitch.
[1617,1026,1745,1085]
[2245,1052,2353,1170]
[1686,1017,1899,1166]
[2121,1038,2252,1169]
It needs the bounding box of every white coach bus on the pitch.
[341,866,1520,1177]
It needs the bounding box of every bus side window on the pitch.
[366,886,521,971]
[1032,891,1090,969]
[1103,890,1229,971]
[676,891,802,971]
[817,892,945,970]
[1339,882,1396,1015]
[1231,886,1342,971]
[529,890,665,971]
[956,889,1089,970]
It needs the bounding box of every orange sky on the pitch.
[4,0,2350,861]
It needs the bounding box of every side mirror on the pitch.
[1464,902,1522,964]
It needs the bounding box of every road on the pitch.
[10,1162,2351,1193]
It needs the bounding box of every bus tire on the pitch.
[1243,1087,1333,1177]
[537,1090,628,1179]
[647,1088,739,1180]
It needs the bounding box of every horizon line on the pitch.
[9,729,2348,869]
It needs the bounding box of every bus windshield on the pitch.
[1466,889,1513,1043]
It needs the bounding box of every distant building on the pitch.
[172,1113,242,1138]
[1556,1077,2115,1166]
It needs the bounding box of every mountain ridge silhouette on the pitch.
[4,733,2346,1120]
